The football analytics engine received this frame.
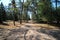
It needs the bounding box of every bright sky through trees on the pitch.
[0,0,11,6]
[0,0,60,7]
[0,0,26,6]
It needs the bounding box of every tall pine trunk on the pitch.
[11,0,16,26]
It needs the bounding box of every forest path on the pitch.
[0,21,60,40]
[0,23,60,40]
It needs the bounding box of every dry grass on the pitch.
[0,21,22,29]
[0,21,59,30]
[26,23,59,30]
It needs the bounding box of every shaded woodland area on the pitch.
[0,0,60,26]
[0,0,60,27]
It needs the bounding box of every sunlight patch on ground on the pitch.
[0,21,59,30]
[24,23,59,30]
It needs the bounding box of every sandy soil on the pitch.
[0,21,60,40]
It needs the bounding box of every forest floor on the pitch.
[0,21,60,40]
[0,21,59,29]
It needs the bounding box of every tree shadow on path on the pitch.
[37,28,60,40]
[0,22,9,26]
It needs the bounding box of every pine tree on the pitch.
[0,2,7,23]
[11,0,17,25]
[37,0,53,23]
[19,0,22,24]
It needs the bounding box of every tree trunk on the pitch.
[0,20,3,23]
[13,13,15,26]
